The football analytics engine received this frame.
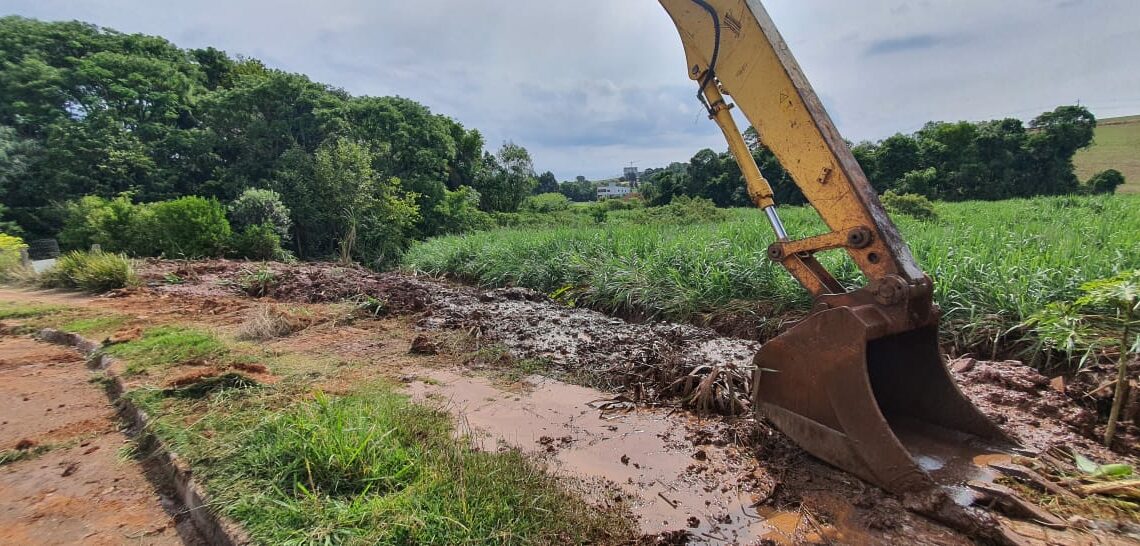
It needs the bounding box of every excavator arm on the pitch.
[658,0,1014,494]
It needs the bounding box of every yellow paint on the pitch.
[658,0,929,293]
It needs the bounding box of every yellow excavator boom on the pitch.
[657,0,1015,494]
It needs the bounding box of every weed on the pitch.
[39,251,137,292]
[351,294,388,317]
[237,266,278,297]
[0,444,52,466]
[163,272,184,285]
[105,325,228,374]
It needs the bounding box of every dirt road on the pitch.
[0,336,200,545]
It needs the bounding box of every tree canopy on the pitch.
[0,16,538,261]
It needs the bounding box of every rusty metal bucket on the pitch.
[752,305,1016,494]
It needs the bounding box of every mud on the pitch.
[5,262,1139,543]
[952,358,1137,459]
[408,368,968,545]
[419,286,761,411]
[0,337,201,545]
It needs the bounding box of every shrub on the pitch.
[39,250,137,292]
[152,197,232,258]
[632,195,727,225]
[880,190,938,221]
[231,223,289,261]
[1086,169,1126,195]
[431,186,493,235]
[58,194,156,255]
[0,233,29,282]
[237,266,278,297]
[522,192,570,213]
[228,188,292,240]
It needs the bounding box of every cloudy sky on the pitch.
[4,0,1139,180]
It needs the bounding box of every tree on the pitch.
[535,171,558,194]
[151,196,231,258]
[1086,169,1125,195]
[311,138,419,266]
[474,142,537,212]
[228,188,293,240]
[431,186,491,235]
[558,177,596,202]
[872,134,921,192]
[640,163,688,206]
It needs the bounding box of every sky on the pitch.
[3,0,1139,180]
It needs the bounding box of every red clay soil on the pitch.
[0,337,201,545]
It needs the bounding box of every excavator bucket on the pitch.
[752,306,1016,494]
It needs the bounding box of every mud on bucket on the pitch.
[751,306,1015,494]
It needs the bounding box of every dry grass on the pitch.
[235,304,314,341]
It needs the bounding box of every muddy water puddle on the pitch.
[406,369,805,544]
[892,419,1014,506]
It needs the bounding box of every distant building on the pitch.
[597,184,632,200]
[623,166,640,187]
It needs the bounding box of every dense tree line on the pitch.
[0,17,536,264]
[641,106,1118,208]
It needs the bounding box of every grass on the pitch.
[0,444,53,466]
[38,250,138,293]
[59,314,131,335]
[105,325,229,375]
[128,382,632,545]
[1075,115,1140,194]
[92,318,631,544]
[403,194,1140,367]
[0,301,64,320]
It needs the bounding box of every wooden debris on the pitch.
[990,462,1078,499]
[1079,479,1140,499]
[968,481,1068,529]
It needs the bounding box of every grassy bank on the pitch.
[96,325,632,545]
[1074,115,1140,194]
[0,295,633,545]
[403,194,1140,364]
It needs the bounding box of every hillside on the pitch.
[1075,115,1140,193]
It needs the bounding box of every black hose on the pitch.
[687,0,722,106]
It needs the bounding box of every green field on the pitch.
[1075,115,1140,193]
[403,194,1140,364]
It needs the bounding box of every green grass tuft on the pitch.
[60,314,131,335]
[135,385,632,545]
[105,325,228,374]
[39,251,138,293]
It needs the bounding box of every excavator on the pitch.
[655,0,1016,495]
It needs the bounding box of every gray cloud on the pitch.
[2,0,1139,180]
[865,34,951,56]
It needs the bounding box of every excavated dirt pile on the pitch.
[140,259,432,313]
[954,358,1138,459]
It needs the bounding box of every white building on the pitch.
[596,184,632,200]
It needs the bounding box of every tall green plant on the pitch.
[1025,270,1139,446]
